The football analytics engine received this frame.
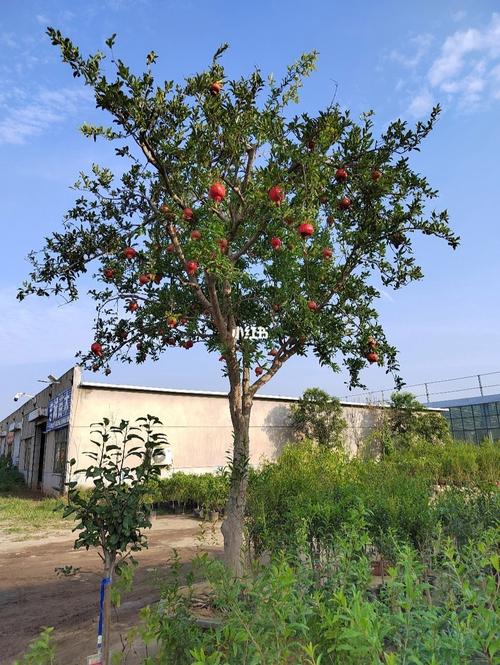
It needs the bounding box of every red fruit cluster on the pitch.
[183,340,194,349]
[186,260,198,275]
[123,247,137,259]
[366,351,379,364]
[255,367,263,376]
[298,222,314,238]
[338,196,351,210]
[371,169,382,181]
[218,238,228,252]
[91,342,103,357]
[322,247,333,260]
[271,237,282,250]
[139,274,150,285]
[190,230,201,241]
[167,243,175,253]
[307,300,318,311]
[128,301,139,312]
[210,81,222,95]
[103,267,114,279]
[335,167,348,182]
[209,182,226,203]
[268,185,284,205]
[183,207,194,221]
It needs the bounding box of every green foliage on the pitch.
[363,392,451,457]
[155,471,230,513]
[290,387,347,448]
[0,454,26,491]
[14,628,55,665]
[246,440,500,561]
[140,526,499,664]
[19,31,458,392]
[64,415,167,568]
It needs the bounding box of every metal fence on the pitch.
[343,371,500,405]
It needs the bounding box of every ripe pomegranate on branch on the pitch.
[18,29,459,575]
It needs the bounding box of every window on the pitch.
[53,427,68,474]
[23,438,32,470]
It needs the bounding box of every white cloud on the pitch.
[390,33,433,68]
[35,14,50,25]
[0,288,93,368]
[400,13,500,117]
[0,32,17,49]
[0,87,91,145]
[428,14,500,99]
[407,89,435,117]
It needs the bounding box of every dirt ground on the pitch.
[0,515,223,665]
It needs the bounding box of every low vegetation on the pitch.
[10,398,500,664]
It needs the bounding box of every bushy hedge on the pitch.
[150,439,499,557]
[149,471,229,513]
[247,439,499,560]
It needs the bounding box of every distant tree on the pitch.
[290,387,346,448]
[364,392,451,457]
[19,29,458,574]
[389,391,451,443]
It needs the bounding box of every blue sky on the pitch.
[1,0,499,418]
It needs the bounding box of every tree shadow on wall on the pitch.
[261,404,296,459]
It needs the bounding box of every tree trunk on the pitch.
[102,553,115,665]
[221,372,252,576]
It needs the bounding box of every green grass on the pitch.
[0,493,70,535]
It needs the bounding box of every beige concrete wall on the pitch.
[1,365,408,493]
[68,383,389,485]
[68,384,297,481]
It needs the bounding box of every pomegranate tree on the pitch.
[19,31,459,576]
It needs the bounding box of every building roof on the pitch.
[80,380,446,410]
[429,393,500,408]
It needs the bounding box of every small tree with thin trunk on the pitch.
[19,30,459,575]
[63,415,167,665]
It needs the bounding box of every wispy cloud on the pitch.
[390,34,434,69]
[407,89,435,117]
[403,13,500,116]
[35,14,50,26]
[0,87,91,145]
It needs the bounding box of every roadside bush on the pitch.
[246,439,499,563]
[386,438,500,486]
[0,454,25,492]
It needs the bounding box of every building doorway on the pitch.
[34,422,47,489]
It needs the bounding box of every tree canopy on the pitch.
[19,31,459,393]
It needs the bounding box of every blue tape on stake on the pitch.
[97,577,111,654]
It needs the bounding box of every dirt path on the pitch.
[0,515,223,664]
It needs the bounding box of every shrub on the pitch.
[140,525,500,664]
[0,454,25,492]
[290,388,347,449]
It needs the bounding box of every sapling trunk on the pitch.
[102,553,116,665]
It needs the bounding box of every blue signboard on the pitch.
[47,388,72,431]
